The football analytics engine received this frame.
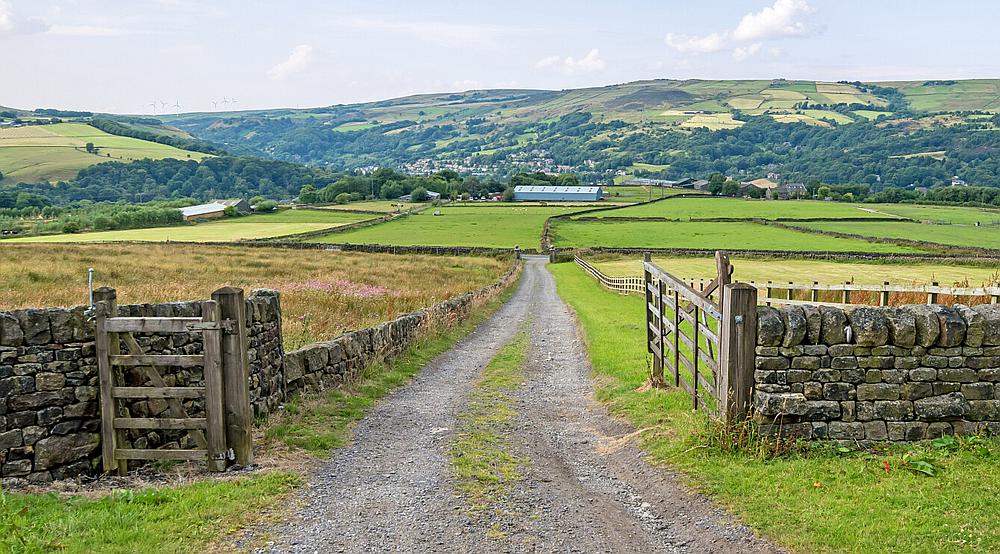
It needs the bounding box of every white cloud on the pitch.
[267,44,314,80]
[733,42,763,61]
[733,0,814,42]
[47,24,132,37]
[536,49,606,74]
[0,1,12,32]
[665,0,815,56]
[665,32,728,54]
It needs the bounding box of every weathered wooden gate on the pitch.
[644,252,757,423]
[94,287,253,474]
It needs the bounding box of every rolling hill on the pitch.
[0,121,211,184]
[157,79,1000,188]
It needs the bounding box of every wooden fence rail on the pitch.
[575,256,1000,307]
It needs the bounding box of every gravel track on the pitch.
[250,257,780,553]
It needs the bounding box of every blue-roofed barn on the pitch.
[512,186,603,202]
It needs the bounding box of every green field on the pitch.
[0,123,210,183]
[5,209,373,243]
[890,79,1000,112]
[550,262,1000,553]
[311,206,581,249]
[588,255,1000,287]
[577,197,894,220]
[602,186,694,201]
[796,220,1000,249]
[865,203,1000,225]
[316,200,424,213]
[550,220,920,252]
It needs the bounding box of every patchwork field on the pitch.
[5,209,373,243]
[0,122,210,183]
[316,200,425,213]
[0,243,508,349]
[549,220,920,252]
[576,197,894,220]
[587,255,1000,288]
[311,206,583,249]
[795,221,1000,249]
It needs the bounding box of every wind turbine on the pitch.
[148,101,158,113]
[159,100,168,110]
[173,100,181,109]
[211,100,219,110]
[221,96,230,105]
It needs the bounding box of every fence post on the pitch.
[842,282,851,305]
[212,287,254,467]
[93,287,129,476]
[201,300,227,472]
[928,282,939,305]
[718,283,757,424]
[880,281,891,306]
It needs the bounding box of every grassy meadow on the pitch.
[550,220,921,252]
[550,262,1000,553]
[5,209,375,243]
[581,197,894,220]
[0,123,209,184]
[587,255,1000,288]
[312,205,583,249]
[0,243,508,349]
[796,221,1000,249]
[316,200,424,213]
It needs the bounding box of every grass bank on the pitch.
[0,472,300,553]
[549,261,1000,553]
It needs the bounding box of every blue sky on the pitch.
[2,0,999,114]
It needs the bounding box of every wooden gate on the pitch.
[94,287,253,474]
[644,252,757,422]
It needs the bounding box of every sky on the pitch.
[2,0,999,114]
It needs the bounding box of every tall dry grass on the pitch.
[0,244,508,349]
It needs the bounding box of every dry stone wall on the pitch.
[0,293,281,484]
[282,260,520,395]
[754,303,1000,441]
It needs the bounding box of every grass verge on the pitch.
[263,274,521,457]
[450,328,530,515]
[0,472,300,553]
[549,261,1000,553]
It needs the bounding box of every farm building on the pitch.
[773,183,809,199]
[512,186,603,202]
[178,198,250,221]
[399,190,442,202]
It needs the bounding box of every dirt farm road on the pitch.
[249,257,780,553]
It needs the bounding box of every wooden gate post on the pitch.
[212,287,254,466]
[201,300,227,472]
[718,283,757,424]
[93,287,129,475]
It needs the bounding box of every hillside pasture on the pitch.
[795,220,1000,249]
[550,220,921,252]
[0,243,508,349]
[5,209,373,243]
[576,197,896,220]
[679,113,743,130]
[316,200,423,213]
[0,123,209,184]
[587,255,1000,288]
[311,205,580,249]
[864,203,1000,225]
